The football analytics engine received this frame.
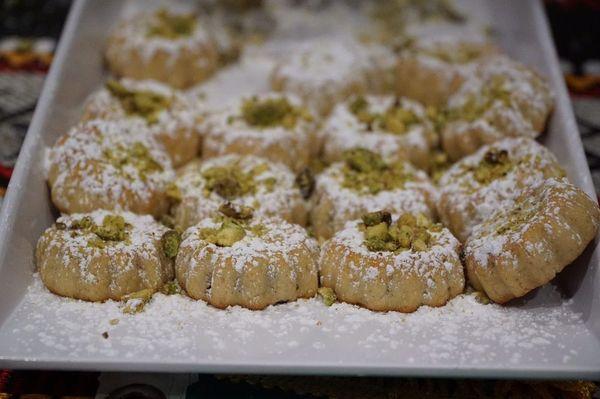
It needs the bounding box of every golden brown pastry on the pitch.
[47,119,174,217]
[36,210,176,302]
[105,8,218,89]
[176,205,319,310]
[441,55,554,161]
[463,178,600,303]
[437,137,565,241]
[320,211,464,312]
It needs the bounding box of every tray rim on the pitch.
[1,0,600,379]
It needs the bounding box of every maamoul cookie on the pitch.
[176,205,319,310]
[438,138,565,241]
[82,79,201,167]
[320,211,464,312]
[311,148,437,241]
[464,178,600,303]
[270,38,395,116]
[170,154,308,230]
[441,55,554,161]
[322,95,438,171]
[202,93,317,172]
[36,210,177,302]
[105,8,218,89]
[395,37,497,107]
[47,120,174,217]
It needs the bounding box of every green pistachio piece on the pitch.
[160,280,182,295]
[218,201,254,220]
[161,230,181,259]
[147,9,196,39]
[318,287,337,306]
[92,215,128,241]
[361,210,392,227]
[241,96,306,128]
[121,289,154,314]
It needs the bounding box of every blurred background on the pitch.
[0,0,599,397]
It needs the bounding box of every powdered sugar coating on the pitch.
[83,78,201,166]
[321,95,437,170]
[202,92,317,172]
[47,119,175,216]
[106,9,214,67]
[171,154,307,230]
[442,55,554,160]
[270,38,396,115]
[36,210,173,301]
[311,161,438,240]
[438,137,565,241]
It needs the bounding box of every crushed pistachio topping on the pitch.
[473,291,491,305]
[318,287,337,307]
[420,43,484,64]
[146,9,196,39]
[219,201,254,220]
[202,164,257,200]
[165,182,182,203]
[470,148,513,185]
[161,230,181,259]
[240,96,312,129]
[447,75,511,122]
[103,142,164,181]
[359,211,441,253]
[65,215,130,247]
[341,149,413,194]
[105,80,171,124]
[200,219,246,247]
[295,168,315,199]
[121,289,154,314]
[160,280,182,295]
[494,200,537,236]
[348,96,421,135]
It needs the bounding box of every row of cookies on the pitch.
[36,5,599,313]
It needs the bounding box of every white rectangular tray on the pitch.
[1,0,599,379]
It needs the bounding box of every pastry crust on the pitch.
[442,55,554,161]
[36,210,174,302]
[176,216,319,310]
[395,37,497,107]
[171,154,308,230]
[47,119,174,217]
[322,95,438,171]
[105,9,219,89]
[201,93,318,172]
[311,151,437,241]
[437,138,565,242]
[320,215,464,312]
[464,178,600,303]
[82,78,202,167]
[270,39,395,116]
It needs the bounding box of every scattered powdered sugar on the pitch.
[172,154,306,229]
[47,119,174,212]
[444,54,554,143]
[83,78,200,140]
[465,178,599,268]
[314,161,437,233]
[324,219,462,291]
[1,273,594,370]
[321,95,435,166]
[438,137,564,240]
[180,216,318,276]
[106,8,214,66]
